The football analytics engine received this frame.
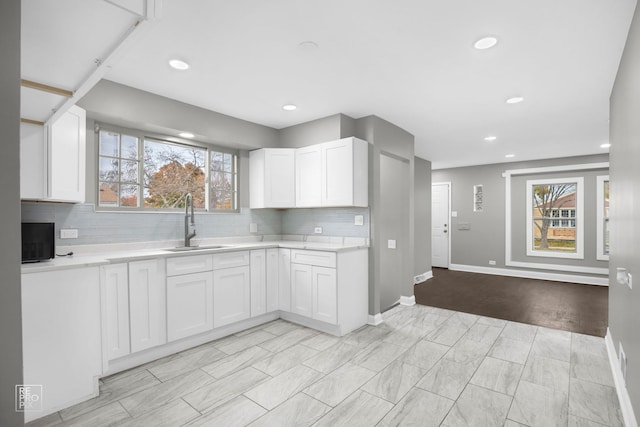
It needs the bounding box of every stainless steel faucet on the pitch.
[184,193,196,247]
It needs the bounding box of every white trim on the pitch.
[449,263,609,286]
[432,181,452,268]
[525,177,584,259]
[414,270,433,284]
[502,162,610,178]
[606,328,638,427]
[597,175,610,261]
[505,260,608,275]
[400,295,416,306]
[368,313,383,326]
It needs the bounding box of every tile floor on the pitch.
[28,304,623,427]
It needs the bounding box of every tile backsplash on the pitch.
[21,203,369,246]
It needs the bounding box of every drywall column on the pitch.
[0,0,24,425]
[414,157,432,279]
[609,0,640,423]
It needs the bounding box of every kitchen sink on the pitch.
[164,245,227,252]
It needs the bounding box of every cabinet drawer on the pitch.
[167,254,213,276]
[290,249,336,268]
[213,251,250,270]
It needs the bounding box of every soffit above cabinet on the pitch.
[21,0,159,124]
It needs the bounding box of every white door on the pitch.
[432,183,450,268]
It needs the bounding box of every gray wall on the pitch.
[0,0,24,424]
[432,154,608,276]
[609,0,640,417]
[278,114,343,148]
[414,157,432,276]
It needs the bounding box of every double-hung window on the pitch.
[98,127,238,212]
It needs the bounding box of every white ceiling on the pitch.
[23,0,637,169]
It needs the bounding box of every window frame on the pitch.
[596,175,610,261]
[525,177,584,259]
[96,123,240,213]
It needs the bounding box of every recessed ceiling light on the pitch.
[484,136,497,141]
[169,59,190,70]
[600,143,611,148]
[505,154,515,158]
[474,36,498,50]
[298,41,319,50]
[506,96,524,104]
[282,104,297,111]
[179,132,194,138]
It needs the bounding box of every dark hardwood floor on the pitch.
[414,268,608,337]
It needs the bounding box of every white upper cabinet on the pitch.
[20,105,86,203]
[250,148,296,208]
[321,137,368,207]
[295,144,323,207]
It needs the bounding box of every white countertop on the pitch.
[21,237,369,274]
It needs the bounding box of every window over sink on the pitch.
[97,125,238,212]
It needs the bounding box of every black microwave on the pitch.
[22,222,55,263]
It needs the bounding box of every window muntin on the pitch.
[596,175,610,261]
[526,177,584,259]
[97,127,238,212]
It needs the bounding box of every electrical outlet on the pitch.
[388,239,396,249]
[60,229,78,239]
[489,260,496,265]
[314,227,323,234]
[354,215,364,226]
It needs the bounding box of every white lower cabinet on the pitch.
[213,251,251,328]
[291,263,314,318]
[129,259,166,353]
[22,267,102,422]
[250,249,267,316]
[278,248,291,311]
[101,263,130,360]
[266,248,280,312]
[291,262,337,324]
[167,272,214,341]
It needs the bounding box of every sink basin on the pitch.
[164,245,226,252]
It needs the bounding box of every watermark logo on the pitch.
[15,385,42,412]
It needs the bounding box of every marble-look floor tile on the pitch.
[521,356,570,392]
[115,398,199,427]
[248,393,331,427]
[382,324,427,348]
[570,351,615,387]
[185,395,267,427]
[63,402,130,427]
[216,330,277,355]
[261,320,302,336]
[443,346,485,369]
[303,362,376,407]
[416,358,477,400]
[312,390,394,427]
[382,312,414,329]
[469,356,523,396]
[571,333,609,359]
[399,339,449,371]
[302,341,361,374]
[425,321,469,346]
[477,316,507,328]
[25,411,63,427]
[501,322,538,343]
[489,336,532,364]
[504,420,528,427]
[351,341,407,372]
[244,364,323,410]
[259,328,318,353]
[201,345,271,379]
[342,325,392,348]
[302,332,342,351]
[508,380,568,427]
[361,360,427,404]
[449,311,480,328]
[408,313,450,331]
[148,345,227,382]
[252,343,319,376]
[530,327,571,362]
[378,387,454,427]
[569,378,623,426]
[568,414,609,427]
[119,369,214,417]
[442,383,512,427]
[183,367,269,414]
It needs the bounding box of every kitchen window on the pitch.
[98,126,238,212]
[596,175,610,261]
[526,177,584,259]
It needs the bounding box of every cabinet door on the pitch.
[20,122,47,200]
[167,272,213,341]
[213,266,251,328]
[291,263,313,317]
[312,266,338,324]
[250,249,267,317]
[265,149,295,207]
[48,105,86,202]
[266,248,279,313]
[295,145,322,207]
[321,138,353,206]
[278,248,291,311]
[129,259,166,353]
[101,264,130,360]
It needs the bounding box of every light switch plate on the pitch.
[354,215,364,226]
[60,229,78,239]
[388,239,396,249]
[314,227,323,234]
[451,211,458,217]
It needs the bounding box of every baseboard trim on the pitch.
[414,270,433,284]
[449,263,609,286]
[368,313,383,326]
[605,328,638,427]
[400,295,416,306]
